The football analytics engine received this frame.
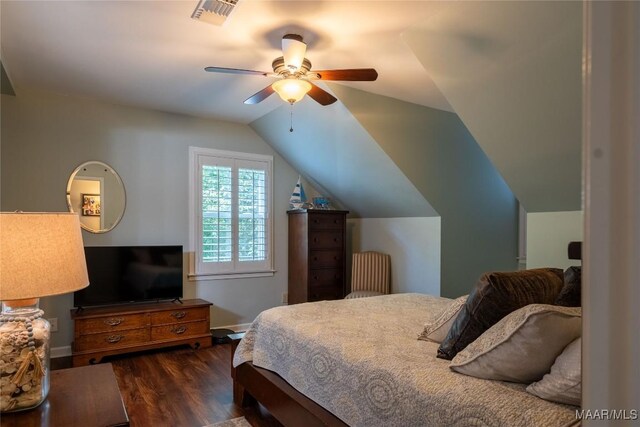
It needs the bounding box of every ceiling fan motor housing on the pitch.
[272,57,312,76]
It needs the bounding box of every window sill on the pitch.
[188,270,276,281]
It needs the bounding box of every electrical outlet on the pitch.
[282,293,288,304]
[48,318,58,332]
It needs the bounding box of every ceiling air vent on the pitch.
[191,0,238,26]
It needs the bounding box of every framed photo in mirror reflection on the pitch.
[81,194,101,216]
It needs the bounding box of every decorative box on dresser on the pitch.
[288,210,349,304]
[71,299,212,366]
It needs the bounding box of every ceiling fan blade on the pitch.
[282,34,307,71]
[244,85,275,105]
[312,69,378,81]
[307,83,337,106]
[205,67,269,76]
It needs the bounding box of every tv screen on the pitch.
[74,245,183,308]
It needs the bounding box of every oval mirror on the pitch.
[66,161,126,233]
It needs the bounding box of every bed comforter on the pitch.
[234,293,577,427]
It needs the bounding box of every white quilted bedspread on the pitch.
[234,293,577,427]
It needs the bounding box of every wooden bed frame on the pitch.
[230,338,347,427]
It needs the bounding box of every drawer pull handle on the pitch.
[106,335,123,344]
[104,318,124,326]
[171,326,187,335]
[171,311,187,319]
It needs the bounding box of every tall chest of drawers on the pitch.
[71,299,212,366]
[287,210,349,304]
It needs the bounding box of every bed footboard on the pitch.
[234,362,347,427]
[229,336,347,427]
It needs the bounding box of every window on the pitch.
[189,147,273,278]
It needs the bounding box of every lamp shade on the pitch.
[272,78,312,104]
[0,212,89,300]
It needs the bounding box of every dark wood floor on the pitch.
[52,344,280,427]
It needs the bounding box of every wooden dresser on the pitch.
[71,299,212,366]
[288,210,349,304]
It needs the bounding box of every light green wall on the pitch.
[250,97,437,218]
[403,1,582,212]
[1,91,302,348]
[527,211,583,269]
[250,95,442,297]
[331,85,518,297]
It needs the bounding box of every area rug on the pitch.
[203,416,251,427]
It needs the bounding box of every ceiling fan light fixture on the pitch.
[272,79,312,104]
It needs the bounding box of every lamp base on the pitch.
[0,299,50,413]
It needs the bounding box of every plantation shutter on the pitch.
[194,152,271,276]
[235,158,270,271]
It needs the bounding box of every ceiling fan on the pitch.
[205,34,378,106]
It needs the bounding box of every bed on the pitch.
[232,293,579,427]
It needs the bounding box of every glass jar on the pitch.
[0,299,50,412]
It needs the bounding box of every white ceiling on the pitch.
[0,1,453,124]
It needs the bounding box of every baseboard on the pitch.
[212,322,251,333]
[51,345,72,359]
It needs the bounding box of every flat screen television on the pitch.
[74,245,183,308]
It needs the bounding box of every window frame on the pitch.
[188,146,274,280]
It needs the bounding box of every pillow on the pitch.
[344,290,384,299]
[437,268,564,360]
[555,266,581,307]
[450,304,581,383]
[527,337,581,405]
[418,295,467,343]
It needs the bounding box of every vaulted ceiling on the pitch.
[0,1,452,123]
[1,1,583,214]
[404,1,582,212]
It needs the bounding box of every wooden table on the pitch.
[2,363,129,427]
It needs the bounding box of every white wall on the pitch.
[348,217,441,296]
[1,91,306,349]
[526,211,583,269]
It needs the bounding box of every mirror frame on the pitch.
[66,161,126,234]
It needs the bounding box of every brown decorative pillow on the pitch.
[554,266,581,307]
[437,268,564,360]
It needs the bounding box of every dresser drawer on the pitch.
[308,286,343,302]
[150,307,209,326]
[151,320,210,341]
[309,250,343,268]
[309,230,343,249]
[309,268,344,288]
[75,313,149,335]
[308,214,344,230]
[74,328,150,352]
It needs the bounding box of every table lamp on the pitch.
[0,212,89,412]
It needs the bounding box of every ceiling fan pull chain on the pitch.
[289,102,294,133]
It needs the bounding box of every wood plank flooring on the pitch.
[52,344,279,427]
